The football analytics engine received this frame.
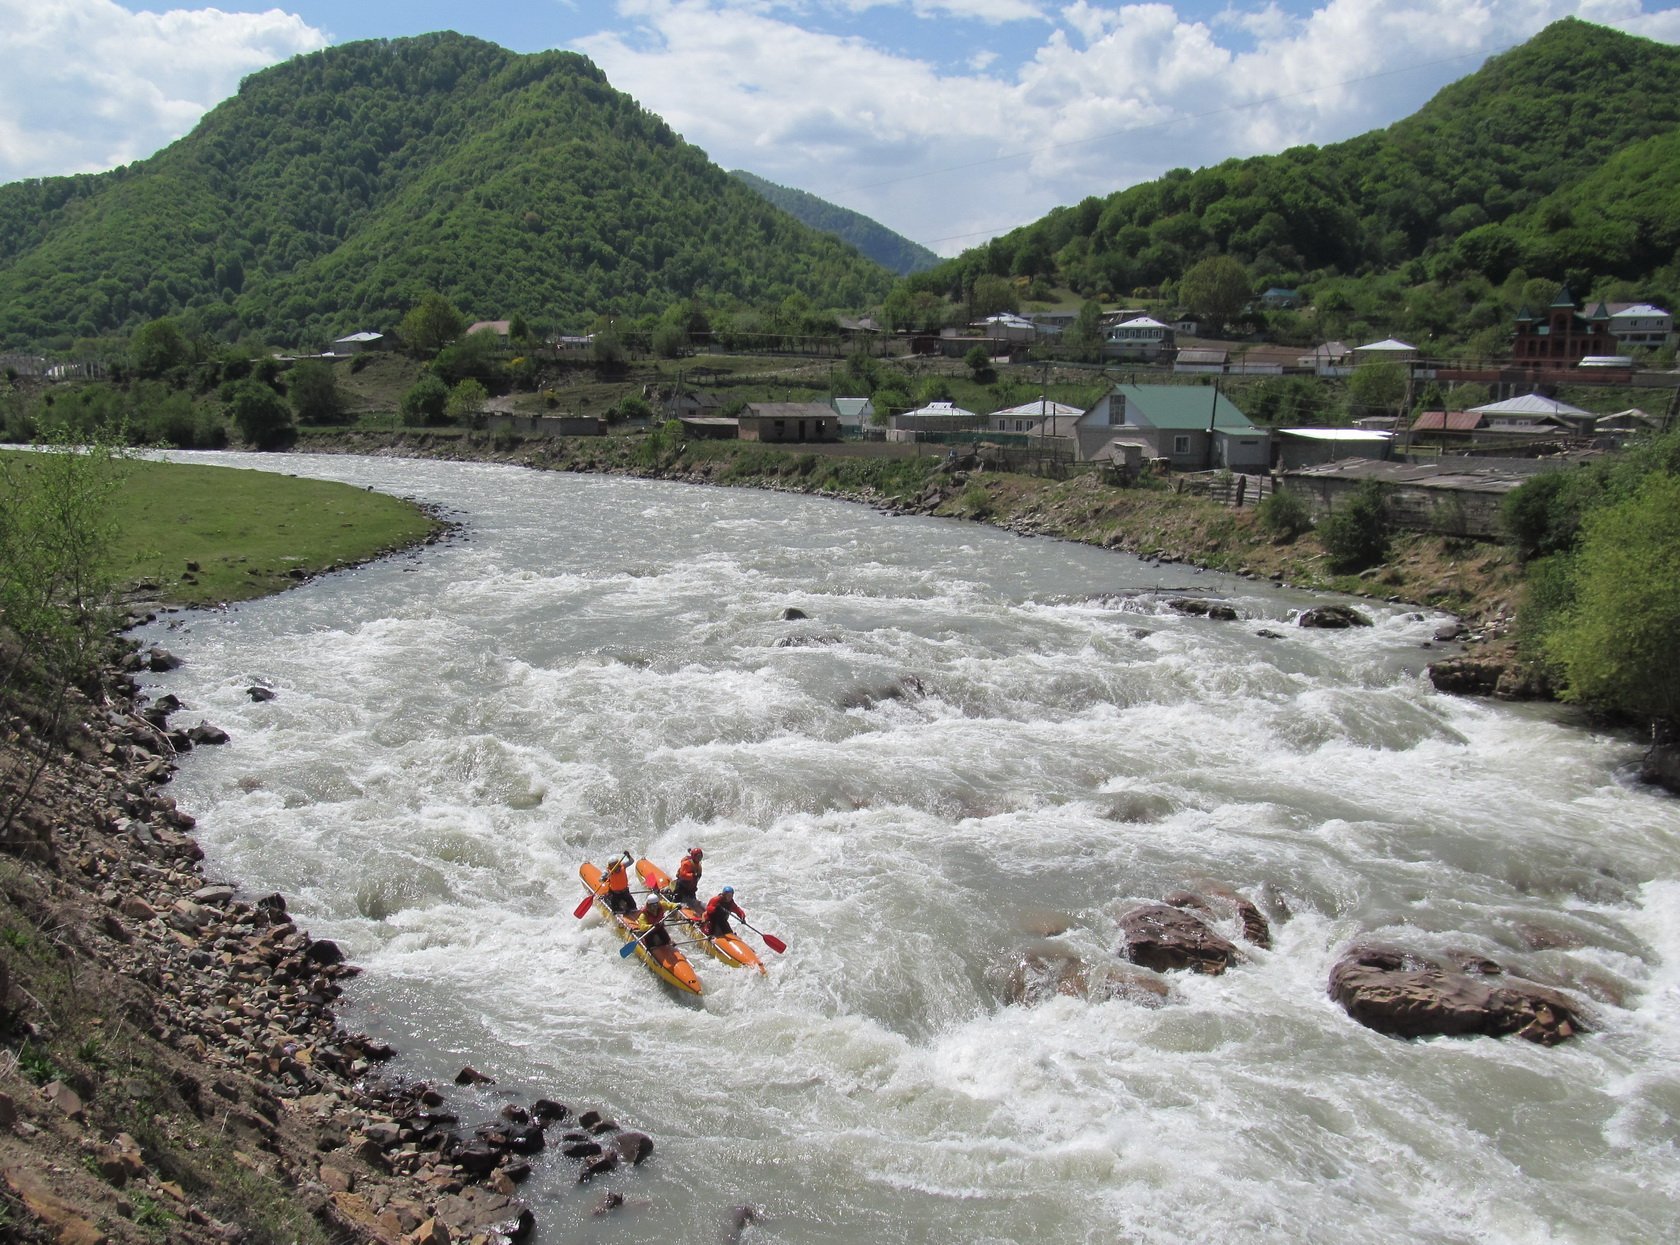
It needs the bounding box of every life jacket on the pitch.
[604,861,630,894]
[703,893,741,930]
[677,856,701,886]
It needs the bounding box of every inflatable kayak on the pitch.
[636,858,766,974]
[579,861,703,995]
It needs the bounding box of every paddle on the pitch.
[618,916,671,958]
[733,915,787,955]
[575,855,637,918]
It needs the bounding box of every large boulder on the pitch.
[1166,884,1273,950]
[1296,605,1372,629]
[1328,943,1585,1045]
[1118,902,1240,975]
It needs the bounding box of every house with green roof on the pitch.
[1077,384,1270,472]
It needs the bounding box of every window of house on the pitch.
[1173,435,1191,454]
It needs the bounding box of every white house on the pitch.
[832,396,875,430]
[332,331,385,354]
[1103,316,1175,360]
[1605,303,1673,350]
[975,312,1036,343]
[988,399,1085,435]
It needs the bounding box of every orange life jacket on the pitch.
[677,856,701,886]
[604,861,630,894]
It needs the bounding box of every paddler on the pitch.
[671,846,704,905]
[601,852,637,915]
[701,886,745,938]
[636,895,677,948]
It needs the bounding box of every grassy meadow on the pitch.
[106,457,440,606]
[0,451,440,609]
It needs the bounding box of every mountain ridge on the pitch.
[729,170,940,276]
[0,32,894,349]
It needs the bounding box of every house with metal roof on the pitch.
[1078,384,1269,471]
[1511,288,1616,370]
[1103,315,1174,360]
[1605,302,1673,350]
[1469,393,1594,432]
[331,330,385,354]
[988,399,1085,436]
[831,397,875,430]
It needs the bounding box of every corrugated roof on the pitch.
[1411,411,1484,432]
[991,399,1085,418]
[1115,384,1256,431]
[1469,393,1589,417]
[1278,428,1393,442]
[1354,337,1417,352]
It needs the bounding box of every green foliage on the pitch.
[1501,468,1605,561]
[616,395,652,422]
[1345,360,1409,419]
[287,360,344,424]
[1317,479,1390,570]
[0,426,130,713]
[226,379,294,449]
[432,329,504,388]
[1178,256,1252,330]
[400,374,449,426]
[15,1043,62,1085]
[1540,472,1680,722]
[1256,488,1313,543]
[0,33,893,349]
[903,20,1680,348]
[130,317,196,378]
[730,169,939,275]
[399,293,466,356]
[445,377,488,419]
[964,344,994,381]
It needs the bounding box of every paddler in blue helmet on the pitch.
[701,886,745,938]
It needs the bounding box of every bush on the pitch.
[226,379,294,450]
[1501,469,1604,562]
[1540,472,1680,723]
[1256,488,1313,543]
[399,375,449,427]
[1318,479,1389,570]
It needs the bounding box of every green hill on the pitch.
[0,33,894,349]
[917,18,1680,319]
[730,170,940,275]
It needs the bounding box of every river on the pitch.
[132,451,1680,1244]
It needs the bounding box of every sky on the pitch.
[2,1,1678,257]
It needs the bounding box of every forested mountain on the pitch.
[916,19,1680,319]
[730,170,940,275]
[0,33,894,349]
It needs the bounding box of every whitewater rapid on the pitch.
[134,452,1680,1244]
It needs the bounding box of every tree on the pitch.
[1345,360,1409,420]
[970,273,1018,319]
[1066,299,1105,355]
[1178,256,1252,332]
[400,375,449,426]
[227,379,294,449]
[288,360,344,424]
[445,378,488,420]
[1317,479,1390,570]
[399,292,465,355]
[964,344,994,381]
[1542,472,1680,724]
[131,318,193,379]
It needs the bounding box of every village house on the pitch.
[889,399,982,440]
[465,320,512,341]
[1173,347,1229,375]
[1103,315,1175,360]
[988,398,1085,436]
[665,389,727,420]
[1077,384,1270,471]
[1273,427,1394,470]
[831,396,875,432]
[738,402,840,443]
[1605,302,1674,351]
[331,330,385,355]
[1259,287,1300,310]
[1511,289,1615,370]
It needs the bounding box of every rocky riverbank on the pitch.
[0,634,659,1244]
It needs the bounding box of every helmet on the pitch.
[688,847,703,860]
[722,886,734,895]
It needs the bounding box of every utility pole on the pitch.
[1206,375,1221,470]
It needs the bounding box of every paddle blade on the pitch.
[573,892,596,919]
[619,939,640,958]
[760,932,788,954]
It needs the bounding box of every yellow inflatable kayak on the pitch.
[579,861,703,995]
[637,858,766,975]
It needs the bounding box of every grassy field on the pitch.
[11,454,443,608]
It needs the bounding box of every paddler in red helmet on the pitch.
[672,846,704,905]
[701,886,745,938]
[601,851,637,915]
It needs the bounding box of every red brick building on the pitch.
[1511,288,1615,369]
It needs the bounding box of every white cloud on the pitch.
[0,0,325,180]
